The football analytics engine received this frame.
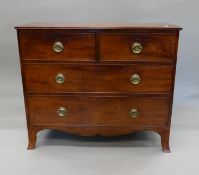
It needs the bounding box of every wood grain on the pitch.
[18,30,95,61]
[23,64,174,94]
[28,96,170,126]
[99,33,177,61]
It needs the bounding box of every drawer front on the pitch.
[19,31,95,61]
[28,96,170,126]
[23,64,174,93]
[99,33,177,62]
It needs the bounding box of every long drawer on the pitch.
[28,96,170,126]
[23,64,174,94]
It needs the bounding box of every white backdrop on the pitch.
[0,1,199,175]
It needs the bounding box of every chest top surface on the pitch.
[15,22,182,30]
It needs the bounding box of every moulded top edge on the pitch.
[15,22,182,30]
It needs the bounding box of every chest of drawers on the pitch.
[15,23,182,152]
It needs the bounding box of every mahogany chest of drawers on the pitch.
[15,23,182,152]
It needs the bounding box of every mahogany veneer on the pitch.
[28,96,170,126]
[15,23,182,152]
[23,64,173,93]
[19,31,95,61]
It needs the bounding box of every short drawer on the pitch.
[23,64,174,94]
[28,96,170,126]
[18,31,95,61]
[99,33,177,62]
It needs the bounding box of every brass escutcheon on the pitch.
[130,74,141,85]
[53,41,64,53]
[55,73,65,84]
[131,42,143,54]
[129,108,139,118]
[57,107,67,117]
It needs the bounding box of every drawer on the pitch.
[99,33,177,62]
[28,96,170,126]
[18,31,95,61]
[23,64,174,94]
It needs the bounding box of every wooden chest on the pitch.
[15,23,182,152]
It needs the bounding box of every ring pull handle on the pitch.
[57,107,68,117]
[129,108,139,118]
[130,74,141,85]
[131,42,143,54]
[55,73,65,84]
[53,41,64,53]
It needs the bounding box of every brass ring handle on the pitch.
[130,74,141,85]
[53,41,64,53]
[55,73,65,84]
[129,108,139,118]
[131,42,143,54]
[57,107,68,117]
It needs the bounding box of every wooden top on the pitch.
[15,22,182,30]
